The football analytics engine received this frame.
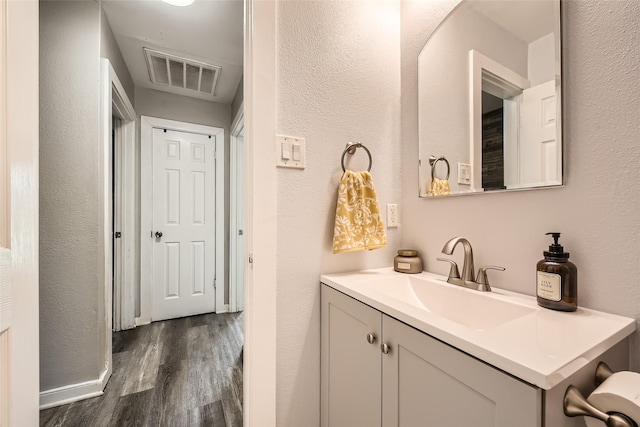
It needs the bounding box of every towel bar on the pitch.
[341,142,372,172]
[429,155,450,181]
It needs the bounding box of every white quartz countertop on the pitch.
[320,268,636,390]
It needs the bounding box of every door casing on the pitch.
[104,59,137,333]
[230,105,245,313]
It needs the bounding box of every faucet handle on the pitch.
[475,265,505,292]
[436,258,461,280]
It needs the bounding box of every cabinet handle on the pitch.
[381,342,391,354]
[366,333,376,344]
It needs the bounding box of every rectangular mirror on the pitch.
[418,0,562,197]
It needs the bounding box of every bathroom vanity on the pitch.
[320,269,635,427]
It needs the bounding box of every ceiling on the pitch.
[101,0,243,104]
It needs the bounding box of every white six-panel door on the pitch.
[519,80,560,187]
[151,128,216,321]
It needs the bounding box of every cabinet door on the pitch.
[321,285,382,427]
[382,315,541,427]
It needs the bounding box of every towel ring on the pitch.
[341,142,372,172]
[429,155,450,181]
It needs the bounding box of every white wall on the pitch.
[39,0,106,391]
[402,0,640,370]
[134,87,232,308]
[528,32,556,86]
[276,0,401,424]
[100,5,134,104]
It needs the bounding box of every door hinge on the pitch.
[114,231,122,239]
[238,230,243,236]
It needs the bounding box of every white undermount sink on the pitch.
[365,274,535,331]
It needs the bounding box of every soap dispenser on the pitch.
[537,232,577,311]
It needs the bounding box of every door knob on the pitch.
[155,231,163,238]
[366,333,376,344]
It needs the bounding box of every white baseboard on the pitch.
[135,316,151,327]
[39,367,110,410]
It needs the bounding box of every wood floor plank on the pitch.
[152,359,189,423]
[187,400,226,426]
[187,324,213,361]
[111,389,154,427]
[160,316,189,369]
[220,373,243,427]
[121,322,164,396]
[40,397,102,427]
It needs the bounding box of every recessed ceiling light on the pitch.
[162,0,195,7]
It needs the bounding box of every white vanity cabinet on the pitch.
[321,285,541,427]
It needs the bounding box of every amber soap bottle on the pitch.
[536,232,577,312]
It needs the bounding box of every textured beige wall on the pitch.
[276,1,401,425]
[100,5,134,104]
[401,0,640,369]
[39,0,105,390]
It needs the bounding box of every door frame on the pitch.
[140,116,225,323]
[100,60,136,391]
[102,59,137,333]
[243,0,277,424]
[4,0,39,421]
[229,105,244,313]
[469,49,530,191]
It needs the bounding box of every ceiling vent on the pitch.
[144,48,221,96]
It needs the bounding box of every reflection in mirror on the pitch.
[418,0,562,197]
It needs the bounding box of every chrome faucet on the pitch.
[438,237,505,292]
[441,237,475,285]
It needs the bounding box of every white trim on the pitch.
[140,116,226,322]
[244,0,277,424]
[113,117,122,332]
[0,0,7,249]
[469,49,530,190]
[231,101,244,135]
[101,58,137,336]
[6,1,39,422]
[230,104,244,313]
[39,367,111,410]
[135,317,151,327]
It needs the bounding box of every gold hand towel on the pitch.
[333,170,387,254]
[428,178,450,196]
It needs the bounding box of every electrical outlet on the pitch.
[387,204,399,227]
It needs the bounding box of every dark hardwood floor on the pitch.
[40,312,243,427]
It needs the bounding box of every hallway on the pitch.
[40,312,243,427]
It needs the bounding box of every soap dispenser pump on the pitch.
[536,232,578,311]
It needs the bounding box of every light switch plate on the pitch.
[387,204,399,227]
[458,163,471,185]
[276,135,306,169]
